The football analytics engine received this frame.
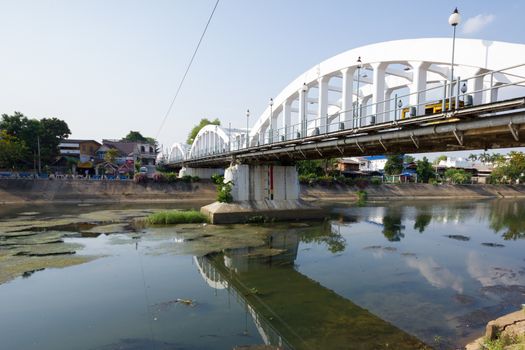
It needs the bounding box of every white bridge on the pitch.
[159,38,525,210]
[161,38,525,167]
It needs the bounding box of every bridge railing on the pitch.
[258,63,525,145]
[174,63,525,162]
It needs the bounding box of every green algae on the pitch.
[0,254,95,285]
[82,223,131,235]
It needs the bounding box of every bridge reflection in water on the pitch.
[194,230,428,350]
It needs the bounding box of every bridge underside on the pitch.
[173,99,525,168]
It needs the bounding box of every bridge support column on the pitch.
[299,87,308,138]
[409,61,428,117]
[282,100,292,141]
[201,164,324,224]
[371,63,386,124]
[341,67,355,127]
[318,76,328,133]
[179,167,224,179]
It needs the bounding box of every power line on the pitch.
[155,0,220,139]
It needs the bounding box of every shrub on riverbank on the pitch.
[146,210,208,225]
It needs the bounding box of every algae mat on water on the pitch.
[0,209,158,284]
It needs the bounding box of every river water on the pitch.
[0,199,524,349]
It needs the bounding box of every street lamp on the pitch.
[356,57,362,127]
[449,8,461,106]
[398,99,403,119]
[269,98,274,143]
[246,109,250,148]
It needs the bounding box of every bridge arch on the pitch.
[250,38,525,145]
[168,142,189,163]
[188,124,249,159]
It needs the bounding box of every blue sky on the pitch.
[1,0,524,157]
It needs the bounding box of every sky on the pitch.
[1,0,525,159]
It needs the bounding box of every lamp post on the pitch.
[302,83,307,137]
[448,8,461,109]
[397,99,403,120]
[269,98,274,143]
[246,109,250,148]
[356,57,362,128]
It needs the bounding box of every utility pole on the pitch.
[37,135,42,174]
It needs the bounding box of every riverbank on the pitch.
[0,179,216,204]
[1,179,525,204]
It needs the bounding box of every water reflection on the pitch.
[490,200,525,240]
[413,213,432,233]
[298,199,525,348]
[196,230,427,350]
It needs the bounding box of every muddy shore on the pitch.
[1,179,525,204]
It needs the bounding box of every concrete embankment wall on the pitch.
[301,183,525,200]
[0,179,217,204]
[2,180,525,204]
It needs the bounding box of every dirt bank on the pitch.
[301,183,525,200]
[2,180,525,205]
[0,179,217,204]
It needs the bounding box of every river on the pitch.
[0,199,524,349]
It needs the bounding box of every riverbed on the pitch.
[0,199,524,349]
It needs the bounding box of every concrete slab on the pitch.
[200,200,326,224]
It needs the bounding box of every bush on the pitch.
[355,177,369,189]
[133,173,147,184]
[146,210,208,225]
[318,175,334,186]
[299,173,319,185]
[180,175,193,183]
[191,176,200,182]
[429,178,439,185]
[356,190,368,206]
[164,172,179,183]
[217,181,233,203]
[370,177,382,186]
[152,173,166,183]
[211,174,224,185]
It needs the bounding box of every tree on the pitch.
[0,130,27,169]
[467,153,478,161]
[186,118,220,144]
[403,155,415,164]
[433,155,447,165]
[415,157,435,183]
[104,148,120,164]
[0,112,71,168]
[122,131,148,142]
[384,155,404,175]
[444,168,471,184]
[478,152,491,164]
[296,160,323,176]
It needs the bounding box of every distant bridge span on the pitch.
[161,38,525,168]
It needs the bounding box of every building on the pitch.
[437,156,494,182]
[100,140,157,165]
[58,139,101,163]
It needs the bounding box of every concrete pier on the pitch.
[201,164,325,224]
[179,167,224,179]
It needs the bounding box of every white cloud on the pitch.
[462,14,495,35]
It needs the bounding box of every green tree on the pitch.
[467,153,478,161]
[415,157,435,183]
[403,155,415,164]
[296,160,323,176]
[122,131,147,142]
[104,148,120,164]
[384,155,404,175]
[489,152,525,183]
[433,155,447,165]
[0,130,27,169]
[186,118,220,144]
[444,168,471,184]
[0,112,71,167]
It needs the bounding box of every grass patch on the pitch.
[146,210,208,225]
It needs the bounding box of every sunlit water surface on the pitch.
[0,199,524,349]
